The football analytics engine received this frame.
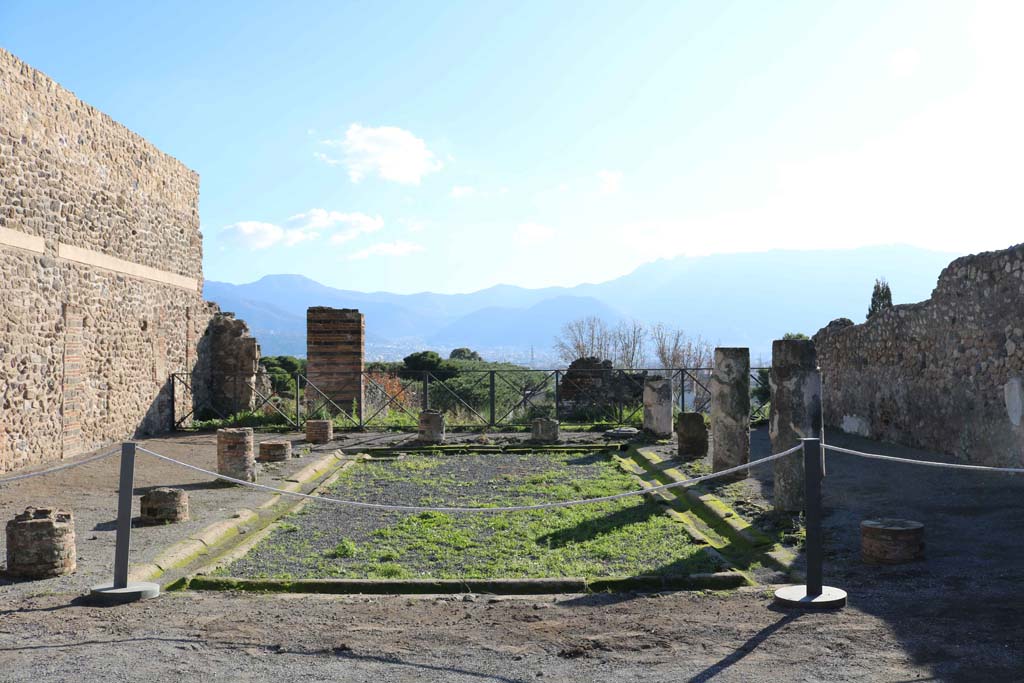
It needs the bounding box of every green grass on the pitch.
[227,450,719,581]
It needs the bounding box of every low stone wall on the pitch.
[814,244,1024,466]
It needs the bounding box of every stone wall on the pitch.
[814,244,1024,467]
[0,48,257,471]
[306,307,364,417]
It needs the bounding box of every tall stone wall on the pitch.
[306,307,365,417]
[0,48,255,471]
[814,243,1024,467]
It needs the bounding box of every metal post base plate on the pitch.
[774,585,847,609]
[89,582,160,604]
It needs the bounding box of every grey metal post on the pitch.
[773,436,845,608]
[113,442,136,588]
[489,371,496,427]
[90,443,159,603]
[422,371,430,411]
[803,437,823,596]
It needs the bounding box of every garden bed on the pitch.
[219,448,723,583]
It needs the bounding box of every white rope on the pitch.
[0,448,120,486]
[824,444,1024,474]
[137,445,803,513]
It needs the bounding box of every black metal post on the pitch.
[773,436,845,608]
[554,370,560,421]
[422,371,430,411]
[804,437,823,596]
[112,442,135,588]
[358,373,365,428]
[295,372,302,427]
[489,371,496,427]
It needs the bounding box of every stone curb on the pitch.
[632,447,802,579]
[179,571,747,595]
[132,450,350,584]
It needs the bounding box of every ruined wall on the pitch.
[814,244,1024,467]
[306,307,364,418]
[0,48,233,471]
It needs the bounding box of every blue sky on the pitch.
[2,1,1022,293]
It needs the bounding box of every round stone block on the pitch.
[140,487,189,525]
[305,420,333,444]
[861,518,924,564]
[258,440,292,462]
[217,427,256,483]
[531,418,560,443]
[5,507,76,579]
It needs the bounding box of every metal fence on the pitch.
[171,366,770,431]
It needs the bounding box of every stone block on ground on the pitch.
[5,507,76,579]
[861,518,925,564]
[140,487,189,525]
[216,427,257,483]
[305,420,333,445]
[531,418,560,443]
[675,412,708,460]
[258,440,292,462]
[418,410,445,444]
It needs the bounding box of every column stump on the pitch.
[5,507,77,579]
[305,420,333,444]
[675,412,709,460]
[258,440,292,462]
[216,427,257,483]
[861,518,924,564]
[418,410,445,444]
[531,418,560,443]
[140,488,189,525]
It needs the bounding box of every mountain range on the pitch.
[203,244,959,365]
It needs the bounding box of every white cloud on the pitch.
[221,221,284,250]
[401,218,427,233]
[514,222,554,246]
[221,209,384,250]
[320,124,442,184]
[597,170,623,194]
[450,185,476,199]
[347,241,424,260]
[286,209,384,245]
[313,151,342,167]
[889,47,921,79]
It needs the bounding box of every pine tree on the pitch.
[867,278,893,320]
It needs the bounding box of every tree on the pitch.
[448,347,483,362]
[650,323,713,369]
[782,332,809,340]
[611,320,648,369]
[554,316,612,364]
[867,278,893,320]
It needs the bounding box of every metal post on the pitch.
[554,370,560,421]
[773,437,846,609]
[422,371,430,411]
[90,443,159,603]
[295,372,302,427]
[358,372,365,428]
[804,437,824,596]
[112,442,135,588]
[489,371,496,427]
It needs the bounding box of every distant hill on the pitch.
[204,244,960,364]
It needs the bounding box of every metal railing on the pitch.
[170,366,770,431]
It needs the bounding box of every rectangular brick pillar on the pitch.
[306,307,364,419]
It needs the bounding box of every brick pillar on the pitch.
[306,307,365,419]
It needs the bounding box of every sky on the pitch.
[2,1,1022,294]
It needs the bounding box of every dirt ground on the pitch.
[1,427,1023,681]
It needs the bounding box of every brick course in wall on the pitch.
[0,48,257,471]
[814,243,1024,467]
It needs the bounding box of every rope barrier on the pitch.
[823,443,1024,474]
[0,448,120,486]
[136,444,803,513]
